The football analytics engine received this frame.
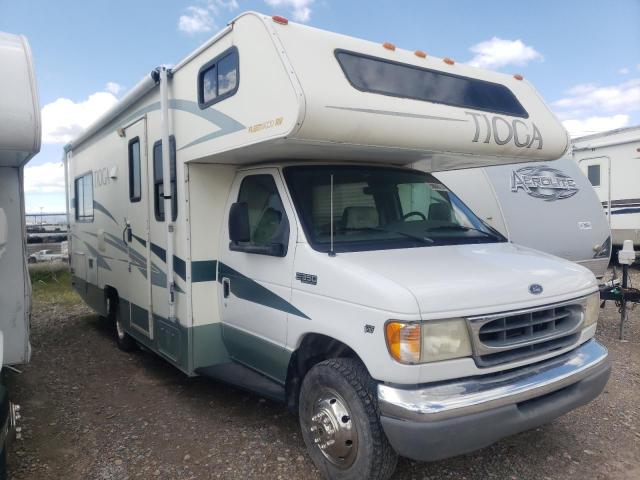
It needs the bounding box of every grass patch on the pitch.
[29,264,80,308]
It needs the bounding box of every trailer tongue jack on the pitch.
[600,240,640,339]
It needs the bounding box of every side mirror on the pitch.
[229,202,250,243]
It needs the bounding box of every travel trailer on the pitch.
[0,31,40,475]
[65,12,610,479]
[432,157,611,279]
[572,126,640,250]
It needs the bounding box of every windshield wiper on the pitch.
[346,227,434,245]
[426,224,501,240]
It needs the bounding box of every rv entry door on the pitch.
[123,119,153,339]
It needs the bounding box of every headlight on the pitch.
[385,319,472,364]
[583,291,600,328]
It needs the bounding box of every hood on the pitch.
[337,242,597,319]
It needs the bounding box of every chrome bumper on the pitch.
[378,339,609,423]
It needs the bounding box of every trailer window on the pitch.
[587,164,601,187]
[236,175,288,248]
[74,173,94,222]
[153,136,177,222]
[198,47,239,109]
[335,50,528,118]
[128,137,141,202]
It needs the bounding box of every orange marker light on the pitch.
[272,15,289,25]
[513,74,524,80]
[443,57,455,65]
[383,42,396,51]
[385,322,421,364]
[414,50,427,58]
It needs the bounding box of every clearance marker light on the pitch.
[443,57,455,65]
[514,74,524,80]
[383,42,396,51]
[272,15,289,25]
[414,50,427,58]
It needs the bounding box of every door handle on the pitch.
[222,277,231,298]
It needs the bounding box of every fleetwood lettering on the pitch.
[466,112,543,150]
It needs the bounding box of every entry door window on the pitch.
[587,164,601,187]
[237,175,288,248]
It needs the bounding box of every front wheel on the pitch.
[299,358,398,480]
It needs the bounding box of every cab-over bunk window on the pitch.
[198,47,239,109]
[74,173,94,222]
[153,136,177,222]
[335,50,528,118]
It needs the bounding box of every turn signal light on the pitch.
[272,15,289,25]
[385,321,421,364]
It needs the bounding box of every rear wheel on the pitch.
[299,358,398,480]
[107,297,136,352]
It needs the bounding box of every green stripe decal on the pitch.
[218,262,310,320]
[192,260,217,282]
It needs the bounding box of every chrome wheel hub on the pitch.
[309,389,357,468]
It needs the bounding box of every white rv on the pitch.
[433,157,611,279]
[65,12,610,479]
[0,31,40,474]
[572,126,640,250]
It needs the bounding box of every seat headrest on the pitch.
[343,206,378,230]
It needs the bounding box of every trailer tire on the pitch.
[298,358,397,480]
[108,297,136,352]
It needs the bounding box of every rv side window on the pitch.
[587,164,601,187]
[198,47,239,108]
[237,175,288,248]
[128,137,141,202]
[335,50,528,118]
[153,136,177,222]
[74,173,94,222]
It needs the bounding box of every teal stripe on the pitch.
[192,260,217,282]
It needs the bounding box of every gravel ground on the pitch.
[5,267,640,479]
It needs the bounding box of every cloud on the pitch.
[178,0,239,35]
[23,162,65,194]
[264,0,315,22]
[105,82,123,95]
[618,67,630,75]
[553,78,640,113]
[41,90,118,144]
[562,114,630,138]
[467,37,543,70]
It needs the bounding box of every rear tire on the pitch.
[107,297,136,352]
[299,358,398,480]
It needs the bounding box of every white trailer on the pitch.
[0,31,40,474]
[65,12,609,479]
[432,157,611,278]
[572,126,640,249]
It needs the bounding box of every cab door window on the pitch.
[237,175,289,248]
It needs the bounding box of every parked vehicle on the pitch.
[572,125,640,250]
[65,12,610,479]
[432,157,611,279]
[28,249,66,263]
[0,30,40,478]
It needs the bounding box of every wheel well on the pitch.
[285,333,364,411]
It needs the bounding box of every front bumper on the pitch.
[378,339,611,461]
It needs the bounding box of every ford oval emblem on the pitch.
[529,284,543,295]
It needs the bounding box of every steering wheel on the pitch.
[402,211,427,221]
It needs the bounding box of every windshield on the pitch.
[284,165,505,253]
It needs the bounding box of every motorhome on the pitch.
[432,157,611,279]
[0,31,40,475]
[572,126,640,250]
[65,12,610,479]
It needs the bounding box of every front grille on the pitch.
[468,301,585,367]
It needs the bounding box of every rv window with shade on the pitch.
[74,173,94,222]
[335,50,528,118]
[152,136,177,221]
[128,137,141,202]
[198,47,239,108]
[587,164,601,186]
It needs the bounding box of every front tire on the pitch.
[299,358,398,480]
[107,297,136,352]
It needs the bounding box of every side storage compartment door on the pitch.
[218,169,298,383]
